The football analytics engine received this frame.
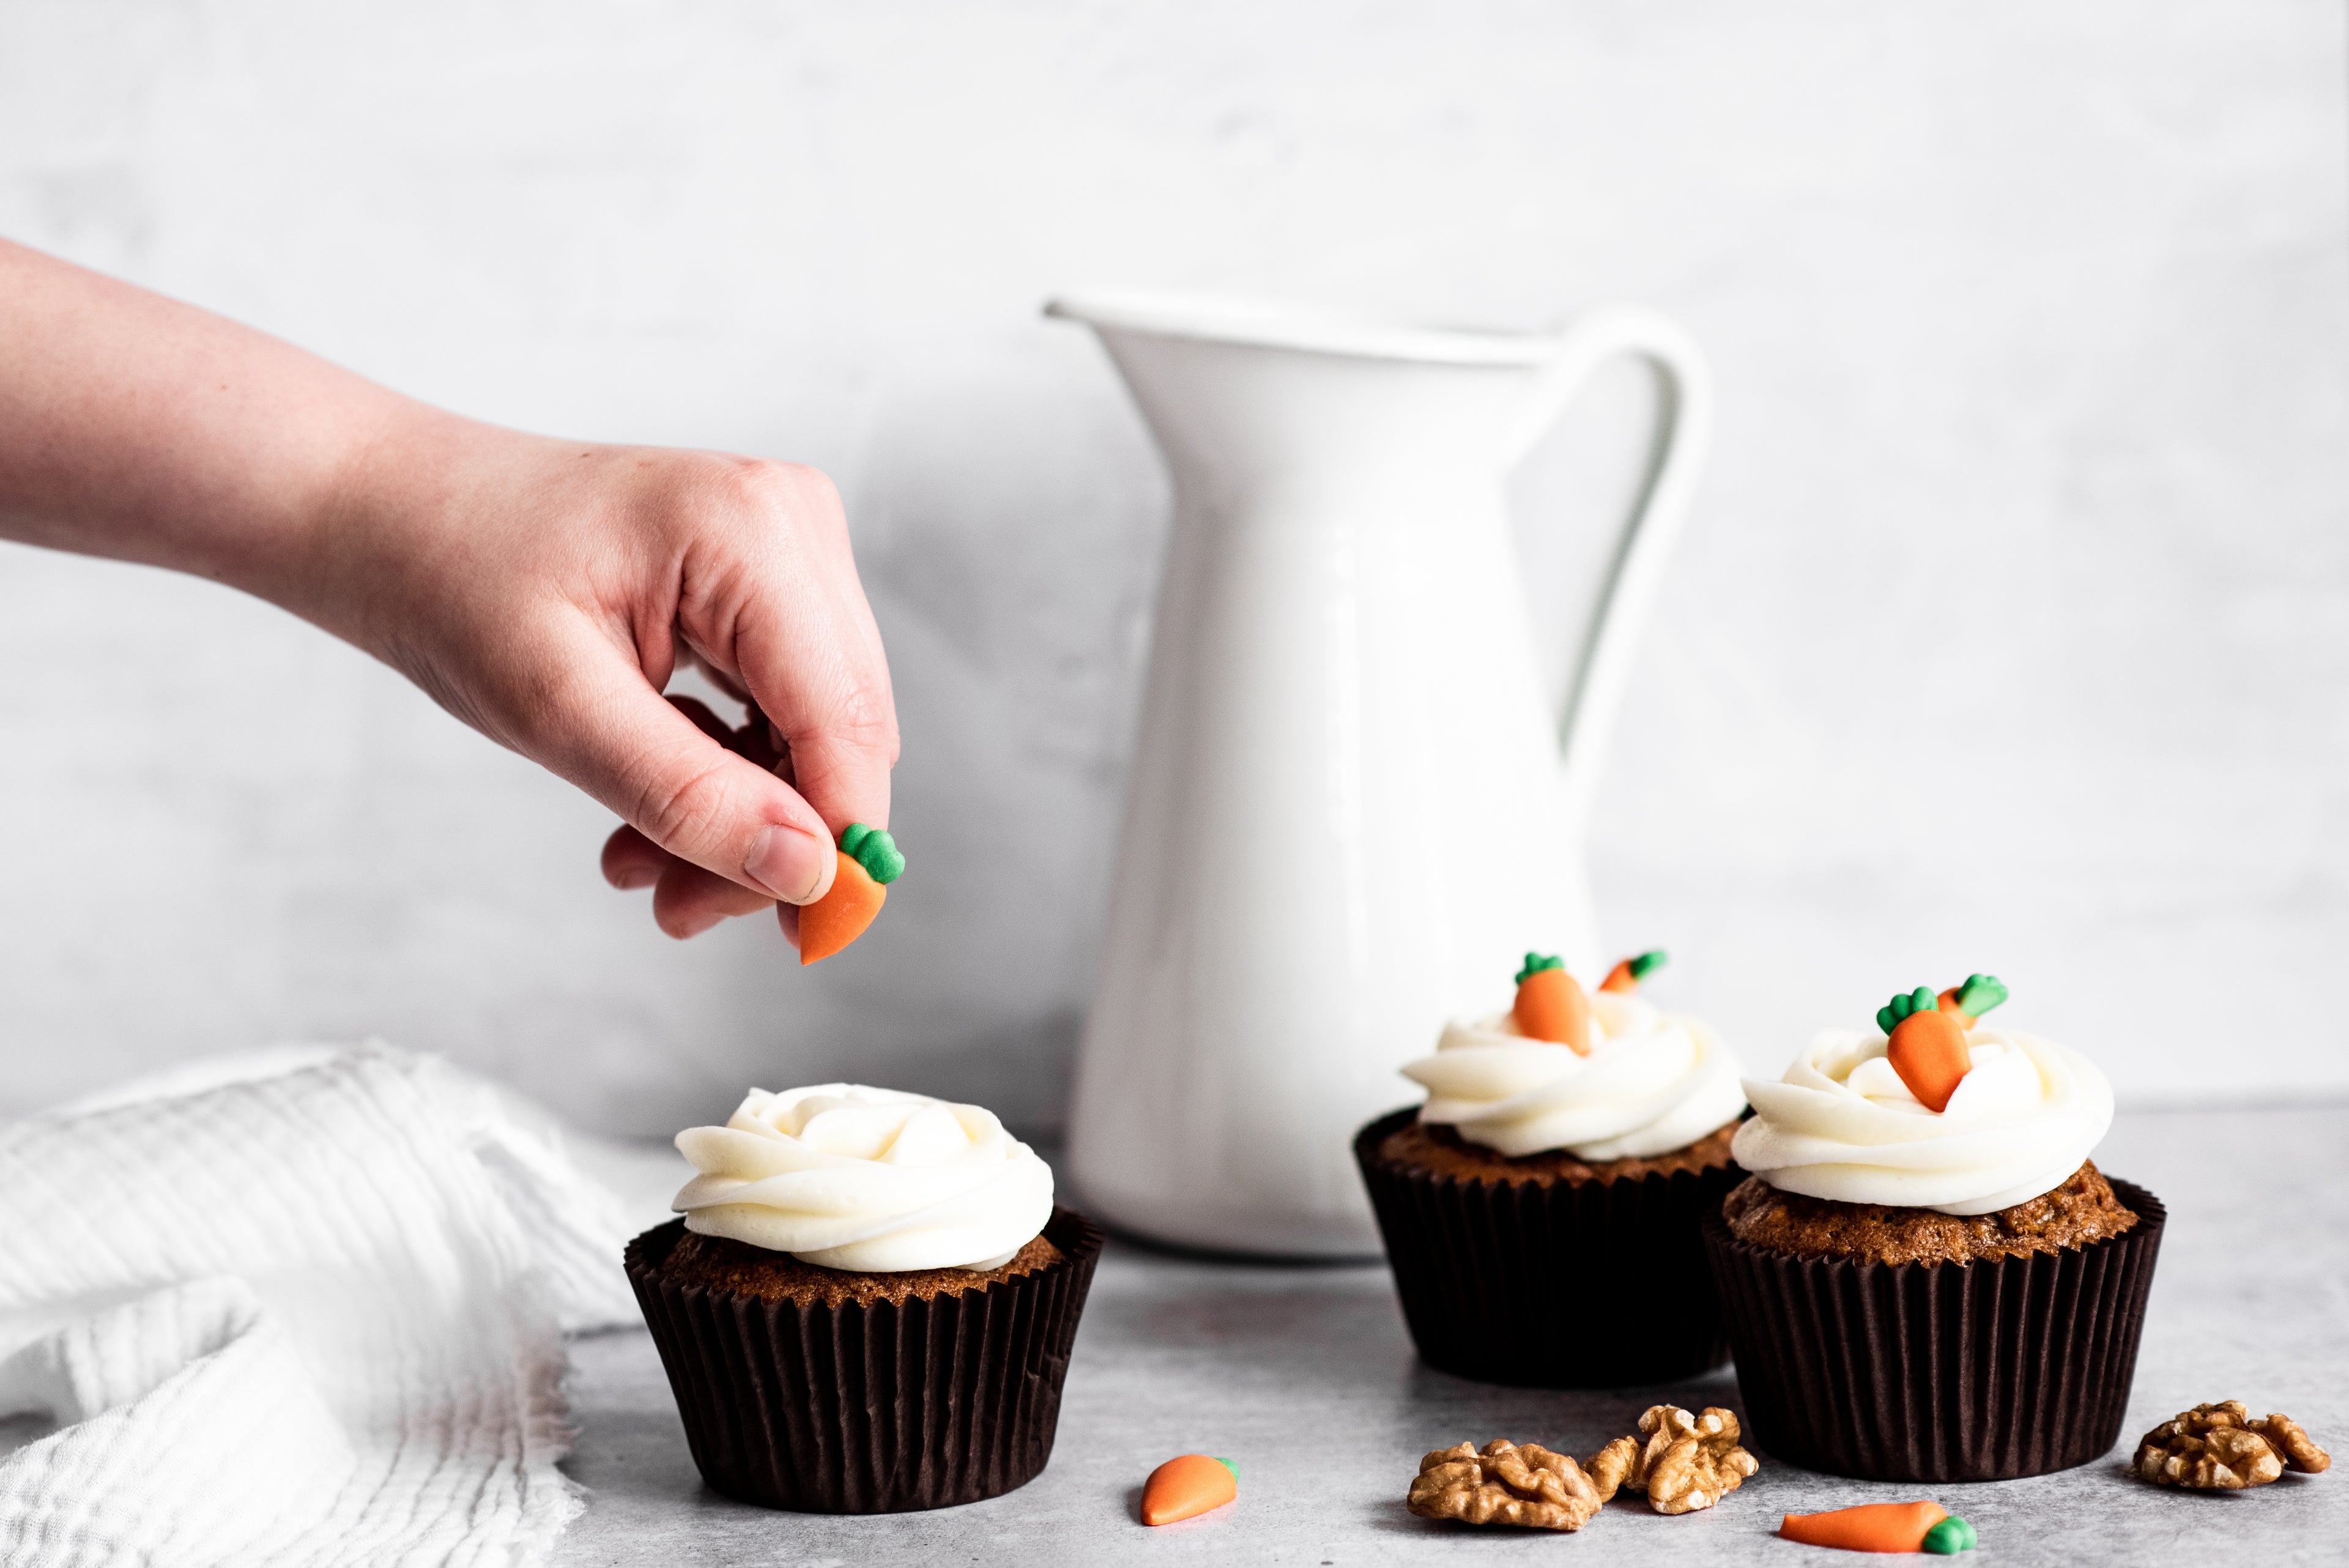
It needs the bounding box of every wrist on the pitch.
[288,403,507,651]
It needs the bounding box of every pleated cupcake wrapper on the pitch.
[625,1205,1104,1514]
[1701,1178,2165,1481]
[1353,1105,1743,1388]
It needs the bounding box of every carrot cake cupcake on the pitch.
[1355,951,1749,1386]
[1703,976,2164,1479]
[625,1083,1103,1512]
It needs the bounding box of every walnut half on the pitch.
[1587,1405,1759,1515]
[2132,1401,2331,1490]
[1407,1440,1606,1531]
[2251,1413,2332,1474]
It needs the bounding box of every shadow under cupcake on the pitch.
[625,1083,1102,1513]
[1703,976,2163,1481]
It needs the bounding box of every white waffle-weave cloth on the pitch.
[0,1044,643,1567]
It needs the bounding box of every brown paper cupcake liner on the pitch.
[1702,1178,2164,1481]
[625,1205,1104,1513]
[1354,1105,1743,1388]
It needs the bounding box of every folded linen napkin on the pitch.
[0,1044,639,1567]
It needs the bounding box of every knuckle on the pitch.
[704,456,843,532]
[780,460,845,524]
[827,681,898,751]
[627,752,741,855]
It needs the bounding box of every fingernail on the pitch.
[744,824,829,904]
[612,868,658,891]
[667,910,723,940]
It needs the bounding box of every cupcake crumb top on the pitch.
[1723,1161,2137,1266]
[1381,1118,1740,1187]
[657,1226,1064,1306]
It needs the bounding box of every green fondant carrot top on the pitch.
[1876,986,1938,1036]
[839,822,905,885]
[1949,973,2006,1017]
[1876,973,2007,1035]
[1514,951,1564,986]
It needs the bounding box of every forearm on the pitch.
[0,238,421,611]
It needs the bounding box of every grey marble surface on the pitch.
[554,1107,2349,1566]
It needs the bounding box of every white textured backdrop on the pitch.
[2,2,2344,1134]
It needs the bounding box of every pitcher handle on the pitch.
[1504,306,1713,839]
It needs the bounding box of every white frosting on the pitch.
[1731,1026,2114,1214]
[672,1083,1053,1271]
[1401,991,1748,1159]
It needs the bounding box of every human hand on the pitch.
[0,240,895,944]
[314,417,897,943]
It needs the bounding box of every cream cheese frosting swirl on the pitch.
[672,1083,1053,1271]
[1401,991,1748,1159]
[1731,1026,2113,1214]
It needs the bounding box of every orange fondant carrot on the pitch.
[1141,1454,1237,1525]
[1779,1500,1948,1552]
[799,852,885,965]
[1512,954,1590,1053]
[1877,976,2009,1112]
[797,823,904,965]
[1887,1008,1969,1113]
[1599,949,1668,994]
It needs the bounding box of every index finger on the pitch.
[715,471,898,836]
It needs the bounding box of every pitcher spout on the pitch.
[1045,289,1568,367]
[1046,290,1562,492]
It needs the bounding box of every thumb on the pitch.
[537,634,839,905]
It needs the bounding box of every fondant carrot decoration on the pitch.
[798,822,904,965]
[1876,987,1968,1112]
[1512,953,1590,1054]
[1935,973,2008,1022]
[1141,1454,1237,1525]
[1779,1500,1974,1553]
[1876,973,2007,1112]
[1599,949,1668,994]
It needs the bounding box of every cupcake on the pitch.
[1354,951,1750,1386]
[624,1083,1104,1512]
[1703,976,2164,1481]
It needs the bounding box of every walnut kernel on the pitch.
[1586,1433,1638,1502]
[1591,1405,1759,1515]
[2250,1413,2331,1474]
[1407,1440,1606,1531]
[2134,1402,2293,1490]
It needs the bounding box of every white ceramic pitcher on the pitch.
[1046,291,1712,1257]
